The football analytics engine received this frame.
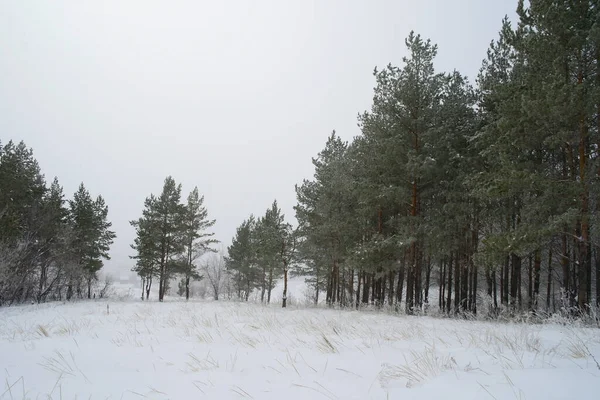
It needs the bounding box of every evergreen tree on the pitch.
[295,131,358,307]
[69,184,116,299]
[130,177,184,302]
[179,187,217,300]
[226,216,258,301]
[36,178,70,303]
[0,140,46,241]
[255,201,286,304]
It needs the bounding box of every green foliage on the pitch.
[130,178,217,301]
[0,141,115,304]
[69,183,116,297]
[227,201,295,303]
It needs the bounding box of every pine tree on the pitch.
[255,201,287,304]
[0,140,46,241]
[226,216,258,301]
[36,178,70,303]
[358,32,446,313]
[131,202,161,300]
[69,184,116,299]
[179,187,217,300]
[295,132,357,307]
[130,177,184,302]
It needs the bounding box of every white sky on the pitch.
[0,1,517,276]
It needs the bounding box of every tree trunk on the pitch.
[396,257,405,311]
[440,258,446,311]
[415,247,423,310]
[349,269,355,307]
[577,67,590,311]
[454,250,460,314]
[361,272,369,305]
[424,256,432,306]
[596,248,600,307]
[67,282,73,301]
[38,262,47,304]
[326,263,333,306]
[517,259,522,310]
[282,264,288,308]
[461,255,469,312]
[546,244,552,311]
[371,273,376,305]
[315,273,320,306]
[561,233,570,305]
[503,255,509,305]
[185,275,190,301]
[380,275,385,308]
[528,254,533,310]
[406,244,415,314]
[533,249,541,311]
[510,254,521,310]
[492,269,498,312]
[146,277,152,300]
[260,266,266,303]
[356,270,361,309]
[267,268,273,304]
[472,260,478,315]
[445,254,452,314]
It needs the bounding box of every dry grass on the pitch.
[379,347,457,388]
[2,299,599,398]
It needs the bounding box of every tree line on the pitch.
[227,0,600,316]
[0,140,115,305]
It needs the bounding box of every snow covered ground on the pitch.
[1,297,599,399]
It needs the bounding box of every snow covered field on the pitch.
[1,299,599,400]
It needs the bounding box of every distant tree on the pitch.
[202,252,228,300]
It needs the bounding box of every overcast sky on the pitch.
[0,1,517,277]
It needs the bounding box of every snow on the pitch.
[1,297,599,399]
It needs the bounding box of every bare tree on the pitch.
[202,251,228,300]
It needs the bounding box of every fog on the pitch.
[0,1,517,276]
